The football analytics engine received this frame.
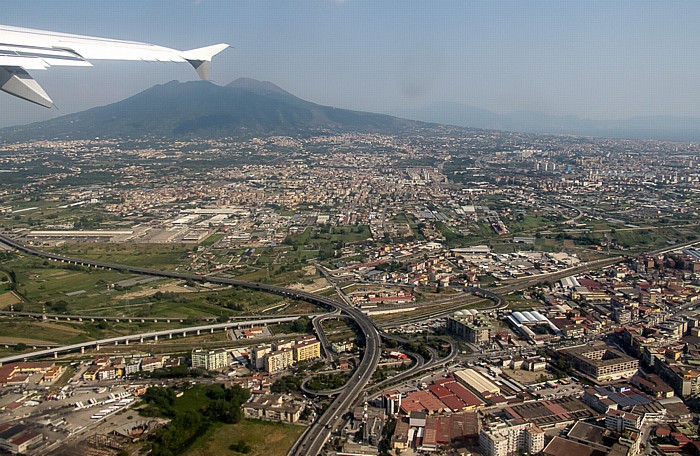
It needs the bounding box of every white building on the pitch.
[479,422,544,456]
[605,409,642,432]
[253,344,272,370]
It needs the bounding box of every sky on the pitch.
[3,0,700,127]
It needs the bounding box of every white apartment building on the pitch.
[479,422,544,456]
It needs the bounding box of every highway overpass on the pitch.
[0,316,300,365]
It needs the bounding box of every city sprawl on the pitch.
[0,128,700,455]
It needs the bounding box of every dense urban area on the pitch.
[1,127,700,456]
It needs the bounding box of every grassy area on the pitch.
[506,215,559,234]
[14,266,133,308]
[170,385,215,414]
[55,366,77,387]
[505,300,542,311]
[185,419,305,456]
[0,292,20,308]
[200,232,224,247]
[0,252,302,318]
[51,243,190,270]
[0,319,93,345]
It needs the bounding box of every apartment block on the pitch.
[293,339,321,362]
[191,348,229,371]
[479,422,544,456]
[264,348,294,374]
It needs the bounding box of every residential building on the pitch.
[140,356,166,372]
[479,422,544,456]
[446,312,494,345]
[191,348,229,370]
[293,339,321,362]
[253,344,272,370]
[605,409,642,432]
[243,393,303,423]
[125,359,141,375]
[264,348,293,374]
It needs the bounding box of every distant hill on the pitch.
[390,101,700,142]
[1,78,425,141]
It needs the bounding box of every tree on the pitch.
[229,441,251,453]
[50,300,69,313]
[292,316,311,332]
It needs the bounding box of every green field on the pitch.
[200,232,224,247]
[51,243,190,270]
[185,419,305,456]
[0,252,315,318]
[505,215,560,234]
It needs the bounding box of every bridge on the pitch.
[0,233,382,456]
[0,309,316,324]
[0,316,301,365]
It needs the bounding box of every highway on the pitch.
[5,232,682,454]
[311,310,342,360]
[0,309,316,323]
[0,316,301,365]
[0,233,381,456]
[368,340,457,394]
[290,305,381,456]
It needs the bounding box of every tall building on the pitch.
[191,348,228,370]
[253,344,272,370]
[264,348,294,374]
[479,422,544,456]
[446,311,494,345]
[293,339,321,362]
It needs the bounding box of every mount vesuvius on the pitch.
[1,78,428,141]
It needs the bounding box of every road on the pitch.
[0,309,316,323]
[367,340,458,395]
[311,309,342,360]
[0,233,381,456]
[0,316,301,365]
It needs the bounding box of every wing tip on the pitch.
[181,44,229,80]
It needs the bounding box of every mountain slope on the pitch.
[2,79,424,141]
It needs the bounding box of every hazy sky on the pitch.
[2,0,700,127]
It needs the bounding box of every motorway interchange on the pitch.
[0,233,460,456]
[5,232,690,455]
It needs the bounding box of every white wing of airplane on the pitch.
[0,24,229,108]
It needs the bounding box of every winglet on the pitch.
[180,43,229,80]
[0,66,53,108]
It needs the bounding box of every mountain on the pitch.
[391,101,700,142]
[2,78,426,141]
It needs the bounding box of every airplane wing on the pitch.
[0,24,229,108]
